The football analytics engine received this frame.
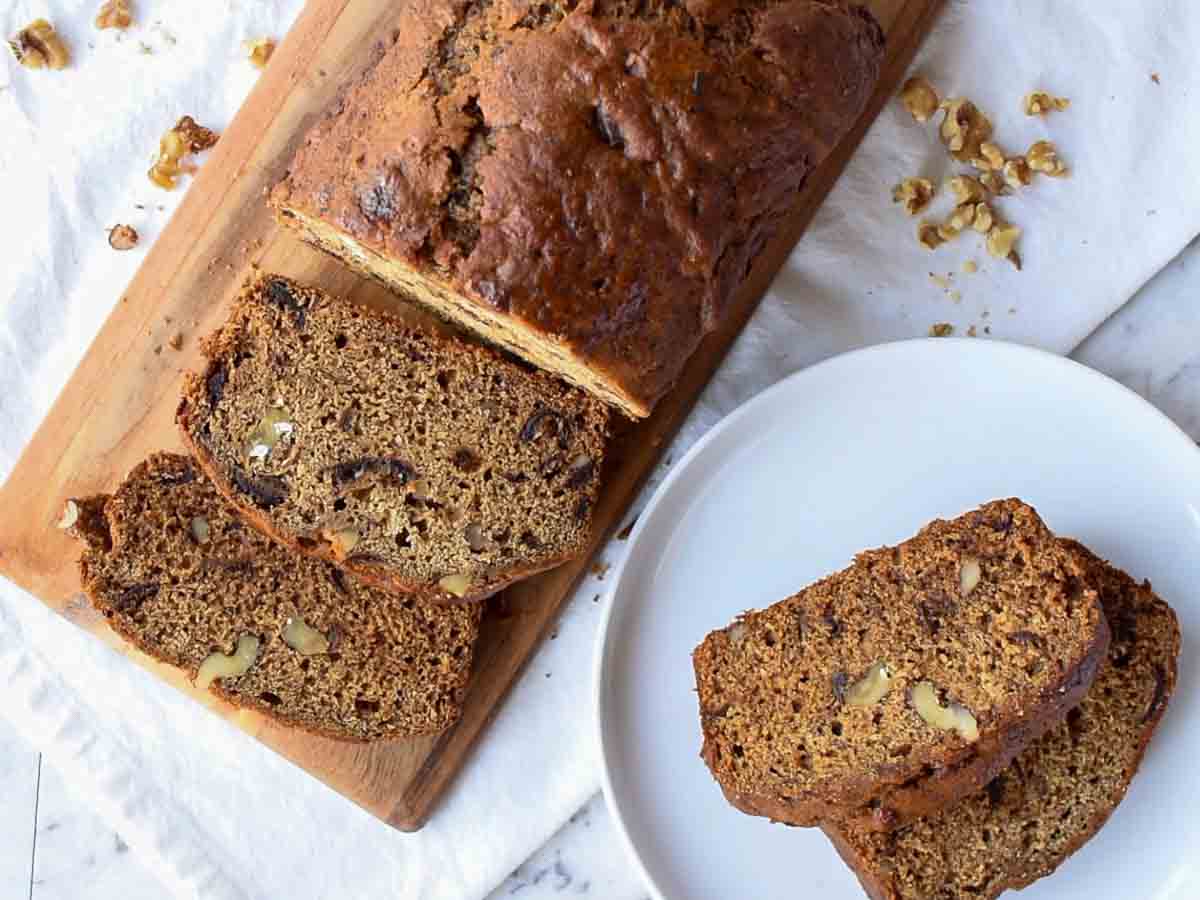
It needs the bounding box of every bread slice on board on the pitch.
[692,500,1110,831]
[269,0,884,418]
[826,543,1181,899]
[68,453,481,741]
[177,274,609,604]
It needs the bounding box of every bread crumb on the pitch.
[929,323,954,338]
[590,561,611,579]
[967,325,978,337]
[1151,73,1161,85]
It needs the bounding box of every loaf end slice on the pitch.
[69,453,481,741]
[826,543,1181,900]
[270,0,884,417]
[177,274,609,604]
[693,499,1110,830]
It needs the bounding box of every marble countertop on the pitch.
[4,233,1198,900]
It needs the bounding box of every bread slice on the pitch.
[692,500,1110,831]
[826,543,1181,899]
[68,454,481,741]
[269,0,883,418]
[177,274,609,604]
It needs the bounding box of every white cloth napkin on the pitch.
[2,1,1199,898]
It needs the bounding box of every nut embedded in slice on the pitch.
[196,634,260,690]
[190,515,211,544]
[909,681,979,741]
[9,19,70,70]
[95,0,134,30]
[148,116,220,190]
[843,662,893,707]
[323,527,360,557]
[899,76,940,123]
[917,221,945,251]
[892,177,935,216]
[108,224,139,251]
[438,573,471,598]
[282,617,331,655]
[244,407,294,460]
[1024,90,1070,116]
[1027,140,1069,177]
[960,557,982,596]
[243,37,275,70]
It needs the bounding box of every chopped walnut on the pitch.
[975,142,1006,171]
[148,116,219,189]
[108,224,139,250]
[937,204,976,242]
[939,98,993,162]
[917,221,945,250]
[978,170,1009,195]
[972,202,995,234]
[1023,90,1070,116]
[900,76,940,123]
[892,177,935,216]
[1003,156,1033,190]
[946,175,986,205]
[9,19,70,70]
[244,37,275,70]
[929,323,954,338]
[1027,140,1069,177]
[987,222,1022,269]
[95,0,133,30]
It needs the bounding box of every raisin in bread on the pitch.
[826,543,1180,899]
[270,0,884,418]
[69,454,481,741]
[692,500,1110,831]
[177,274,609,604]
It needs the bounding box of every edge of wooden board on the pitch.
[0,0,944,832]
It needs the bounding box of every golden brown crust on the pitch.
[271,0,884,417]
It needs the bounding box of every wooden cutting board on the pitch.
[0,0,941,831]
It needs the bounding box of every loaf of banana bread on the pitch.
[271,0,884,417]
[693,500,1110,831]
[826,543,1180,899]
[69,454,481,741]
[177,274,609,604]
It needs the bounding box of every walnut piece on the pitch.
[939,98,992,162]
[910,681,979,741]
[282,617,330,655]
[148,116,219,189]
[987,222,1022,266]
[973,142,1006,172]
[929,323,954,338]
[843,662,893,706]
[900,76,940,123]
[438,573,472,598]
[9,19,70,70]
[1024,90,1070,116]
[972,203,995,234]
[95,0,133,30]
[892,177,935,216]
[917,221,945,251]
[244,37,275,70]
[1003,157,1033,190]
[978,170,1008,196]
[960,557,982,596]
[108,224,139,251]
[946,175,987,206]
[1027,140,1069,177]
[196,635,260,690]
[937,204,976,242]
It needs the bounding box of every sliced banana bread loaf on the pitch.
[177,274,609,604]
[270,0,884,418]
[69,453,481,741]
[692,500,1110,831]
[826,544,1180,899]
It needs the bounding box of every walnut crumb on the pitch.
[244,37,275,70]
[1023,90,1070,116]
[149,116,219,189]
[987,222,1023,268]
[900,76,940,123]
[962,259,978,274]
[929,323,954,338]
[9,19,70,70]
[108,224,139,250]
[95,0,133,30]
[892,177,935,215]
[917,222,945,251]
[1027,140,1069,177]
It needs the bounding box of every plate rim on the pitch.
[591,336,1200,900]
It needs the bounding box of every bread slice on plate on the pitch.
[177,273,609,604]
[269,0,884,418]
[825,543,1181,899]
[68,453,481,741]
[692,500,1111,831]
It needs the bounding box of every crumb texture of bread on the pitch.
[692,500,1111,830]
[72,454,482,741]
[270,0,885,417]
[177,274,609,603]
[826,544,1181,899]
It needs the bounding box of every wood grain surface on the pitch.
[0,0,941,830]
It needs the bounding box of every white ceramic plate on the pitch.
[595,339,1199,900]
